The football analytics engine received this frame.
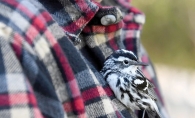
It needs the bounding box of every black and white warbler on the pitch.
[101,49,161,118]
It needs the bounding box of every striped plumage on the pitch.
[101,49,161,118]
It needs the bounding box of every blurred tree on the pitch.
[132,0,195,69]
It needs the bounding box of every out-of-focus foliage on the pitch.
[132,0,195,69]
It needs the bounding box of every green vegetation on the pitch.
[132,0,195,69]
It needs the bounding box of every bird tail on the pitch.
[146,98,162,118]
[146,109,161,118]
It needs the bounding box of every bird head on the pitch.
[101,49,147,75]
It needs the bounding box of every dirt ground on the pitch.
[155,64,195,118]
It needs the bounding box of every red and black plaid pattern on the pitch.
[0,0,88,117]
[0,27,43,117]
[0,0,169,118]
[0,0,133,118]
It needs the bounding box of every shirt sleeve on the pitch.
[0,36,43,118]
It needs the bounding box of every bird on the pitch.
[100,49,161,118]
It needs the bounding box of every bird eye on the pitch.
[123,60,129,65]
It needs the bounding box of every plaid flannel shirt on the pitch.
[0,0,169,118]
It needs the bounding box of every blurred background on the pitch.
[132,0,195,118]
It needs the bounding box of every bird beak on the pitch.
[131,61,148,66]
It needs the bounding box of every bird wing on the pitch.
[147,82,158,101]
[135,69,157,101]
